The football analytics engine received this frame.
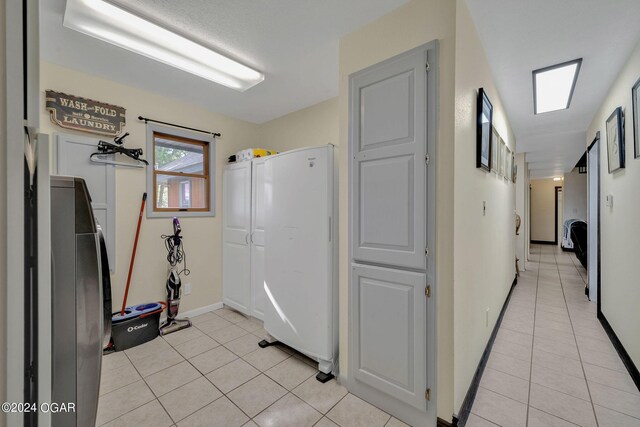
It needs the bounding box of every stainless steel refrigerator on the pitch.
[51,176,110,426]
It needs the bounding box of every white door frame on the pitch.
[55,132,117,271]
[587,134,600,303]
[346,40,438,427]
[5,0,47,425]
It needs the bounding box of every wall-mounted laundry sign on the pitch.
[45,90,126,136]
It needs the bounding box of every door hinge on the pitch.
[425,62,430,72]
[425,388,431,401]
[425,154,430,165]
[425,285,431,298]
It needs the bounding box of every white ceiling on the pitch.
[466,0,640,179]
[41,0,408,123]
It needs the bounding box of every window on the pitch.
[146,124,216,217]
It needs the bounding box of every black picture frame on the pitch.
[633,77,640,159]
[606,106,625,173]
[476,88,493,171]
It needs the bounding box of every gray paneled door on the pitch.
[350,42,435,421]
[351,264,426,405]
[56,133,115,271]
[351,50,427,270]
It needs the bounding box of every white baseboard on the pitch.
[182,302,224,318]
[160,302,223,322]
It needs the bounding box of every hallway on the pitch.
[469,244,640,427]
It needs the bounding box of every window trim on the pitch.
[152,131,210,213]
[146,123,216,218]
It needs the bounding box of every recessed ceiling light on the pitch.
[553,177,563,181]
[533,59,582,114]
[64,0,264,92]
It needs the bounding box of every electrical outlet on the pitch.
[485,308,490,327]
[184,283,192,295]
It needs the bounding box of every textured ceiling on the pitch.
[466,0,640,179]
[41,0,408,123]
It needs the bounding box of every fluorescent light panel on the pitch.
[533,59,582,114]
[64,0,264,91]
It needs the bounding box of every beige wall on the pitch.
[338,0,457,419]
[0,0,6,424]
[452,0,517,412]
[260,97,338,153]
[40,61,260,314]
[530,178,559,242]
[563,168,587,222]
[587,38,640,369]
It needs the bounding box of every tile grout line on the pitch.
[475,384,529,406]
[470,412,501,426]
[159,313,259,423]
[525,244,542,427]
[320,392,352,425]
[102,308,361,426]
[553,250,600,427]
[114,348,174,426]
[185,314,285,422]
[102,311,248,425]
[169,311,316,424]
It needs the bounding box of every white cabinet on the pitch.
[250,158,267,319]
[222,159,266,319]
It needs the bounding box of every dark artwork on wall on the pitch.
[606,106,625,173]
[477,88,493,171]
[45,90,126,136]
[632,77,640,159]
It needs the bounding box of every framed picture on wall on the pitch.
[633,77,640,158]
[491,128,499,172]
[499,139,506,177]
[606,106,625,173]
[477,88,493,171]
[505,146,512,181]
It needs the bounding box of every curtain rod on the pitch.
[138,116,222,138]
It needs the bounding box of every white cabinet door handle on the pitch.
[250,232,255,244]
[245,233,250,245]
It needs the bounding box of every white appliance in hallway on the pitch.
[222,158,267,320]
[263,145,338,376]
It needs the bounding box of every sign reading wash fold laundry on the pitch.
[45,90,126,136]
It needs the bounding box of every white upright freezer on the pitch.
[263,145,338,378]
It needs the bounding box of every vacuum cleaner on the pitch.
[159,217,192,335]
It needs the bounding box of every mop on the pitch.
[159,218,192,335]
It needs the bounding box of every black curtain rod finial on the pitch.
[138,115,221,139]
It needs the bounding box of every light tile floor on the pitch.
[469,244,640,427]
[98,307,408,427]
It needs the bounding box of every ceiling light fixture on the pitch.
[553,177,563,181]
[63,0,264,91]
[532,58,582,114]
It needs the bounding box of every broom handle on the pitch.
[121,193,147,316]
